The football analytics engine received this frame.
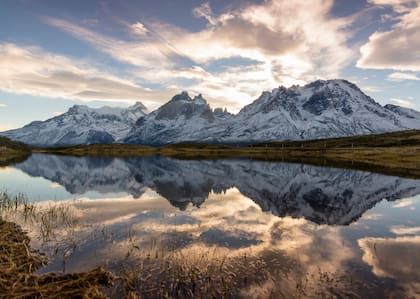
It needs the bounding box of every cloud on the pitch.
[43,17,181,69]
[367,0,417,12]
[357,1,420,71]
[388,72,420,81]
[0,103,7,107]
[391,98,414,108]
[192,2,217,25]
[130,22,148,36]
[43,0,354,111]
[0,43,175,107]
[358,236,420,297]
[390,226,420,235]
[392,197,414,207]
[0,124,13,132]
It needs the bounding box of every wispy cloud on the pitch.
[390,225,420,235]
[0,103,7,107]
[390,98,414,107]
[393,198,414,207]
[43,0,355,111]
[0,43,176,108]
[388,72,420,81]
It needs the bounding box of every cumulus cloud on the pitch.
[43,0,354,111]
[357,1,420,71]
[0,43,175,107]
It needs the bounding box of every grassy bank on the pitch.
[0,136,31,166]
[0,220,113,298]
[0,192,113,298]
[33,130,420,178]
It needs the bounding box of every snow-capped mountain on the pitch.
[384,104,420,123]
[124,79,420,145]
[16,154,420,225]
[124,92,231,145]
[222,79,420,143]
[2,79,420,146]
[0,102,148,146]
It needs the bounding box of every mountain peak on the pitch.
[170,91,192,102]
[129,101,148,112]
[3,79,420,147]
[68,104,89,114]
[193,94,207,105]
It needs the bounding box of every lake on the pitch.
[1,153,420,298]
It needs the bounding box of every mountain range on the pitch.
[2,79,420,146]
[0,102,148,146]
[16,154,420,225]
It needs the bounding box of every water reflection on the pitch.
[15,154,420,225]
[1,154,420,297]
[359,236,420,296]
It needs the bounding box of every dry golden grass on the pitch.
[0,192,113,299]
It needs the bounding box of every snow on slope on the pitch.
[0,102,148,146]
[124,92,231,145]
[2,79,420,146]
[218,79,420,143]
[124,79,420,145]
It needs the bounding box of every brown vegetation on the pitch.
[34,130,420,179]
[0,192,113,298]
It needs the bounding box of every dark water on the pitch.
[1,154,420,298]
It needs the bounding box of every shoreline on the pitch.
[33,145,420,179]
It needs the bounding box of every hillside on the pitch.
[0,136,31,166]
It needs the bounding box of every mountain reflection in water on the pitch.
[1,154,420,297]
[16,154,420,225]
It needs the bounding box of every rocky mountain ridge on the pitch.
[2,79,420,146]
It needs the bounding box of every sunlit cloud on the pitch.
[43,0,355,111]
[390,226,420,235]
[392,197,414,207]
[50,182,62,189]
[130,22,149,36]
[357,1,420,71]
[359,236,420,296]
[0,43,176,108]
[388,72,420,81]
[390,98,414,107]
[362,213,383,220]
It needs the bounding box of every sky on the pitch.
[0,0,420,130]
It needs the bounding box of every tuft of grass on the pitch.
[0,217,113,298]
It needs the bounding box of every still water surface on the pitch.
[1,153,420,298]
